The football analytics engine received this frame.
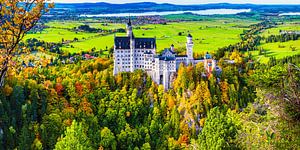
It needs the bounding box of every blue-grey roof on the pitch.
[205,53,212,59]
[154,55,175,61]
[161,48,176,55]
[115,36,130,49]
[135,38,156,49]
[114,36,156,49]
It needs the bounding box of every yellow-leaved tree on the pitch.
[0,0,54,86]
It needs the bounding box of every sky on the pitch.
[52,0,300,4]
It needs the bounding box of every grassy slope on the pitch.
[253,22,300,63]
[261,23,300,37]
[252,40,300,63]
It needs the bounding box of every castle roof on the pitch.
[161,48,176,55]
[135,38,156,49]
[115,36,130,49]
[114,36,156,49]
[205,53,212,59]
[155,56,175,61]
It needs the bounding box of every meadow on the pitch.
[24,18,300,63]
[25,28,98,43]
[125,19,253,52]
[260,22,300,37]
[252,40,300,63]
[25,18,257,54]
[252,22,300,63]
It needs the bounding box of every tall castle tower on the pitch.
[126,17,133,37]
[186,33,194,64]
[127,17,135,72]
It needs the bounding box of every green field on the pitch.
[253,22,300,63]
[126,20,252,52]
[61,35,114,53]
[24,17,300,61]
[25,28,98,43]
[260,22,300,37]
[24,18,257,54]
[253,40,300,63]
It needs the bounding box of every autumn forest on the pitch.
[0,0,300,150]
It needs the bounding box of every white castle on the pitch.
[113,18,217,90]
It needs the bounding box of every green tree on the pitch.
[40,113,64,149]
[198,107,238,150]
[100,127,117,150]
[141,142,151,150]
[54,120,92,150]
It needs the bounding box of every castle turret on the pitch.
[170,44,175,52]
[186,33,194,64]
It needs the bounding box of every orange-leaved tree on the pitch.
[0,0,54,87]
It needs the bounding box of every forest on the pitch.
[0,0,300,150]
[1,52,299,149]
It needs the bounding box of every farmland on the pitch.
[124,19,254,52]
[23,17,299,62]
[25,18,257,54]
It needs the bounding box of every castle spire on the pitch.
[126,15,133,37]
[128,15,132,26]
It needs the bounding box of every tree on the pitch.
[100,127,116,150]
[40,113,64,149]
[198,107,238,149]
[54,120,92,150]
[141,143,151,150]
[0,0,53,87]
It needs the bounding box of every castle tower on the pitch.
[130,37,135,72]
[170,44,175,52]
[163,60,170,90]
[113,34,117,75]
[126,17,133,37]
[186,34,194,64]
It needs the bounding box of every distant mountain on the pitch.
[50,2,300,15]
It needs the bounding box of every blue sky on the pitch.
[52,0,300,4]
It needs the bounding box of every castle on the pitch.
[113,18,216,90]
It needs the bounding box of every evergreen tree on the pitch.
[198,107,238,149]
[54,120,92,150]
